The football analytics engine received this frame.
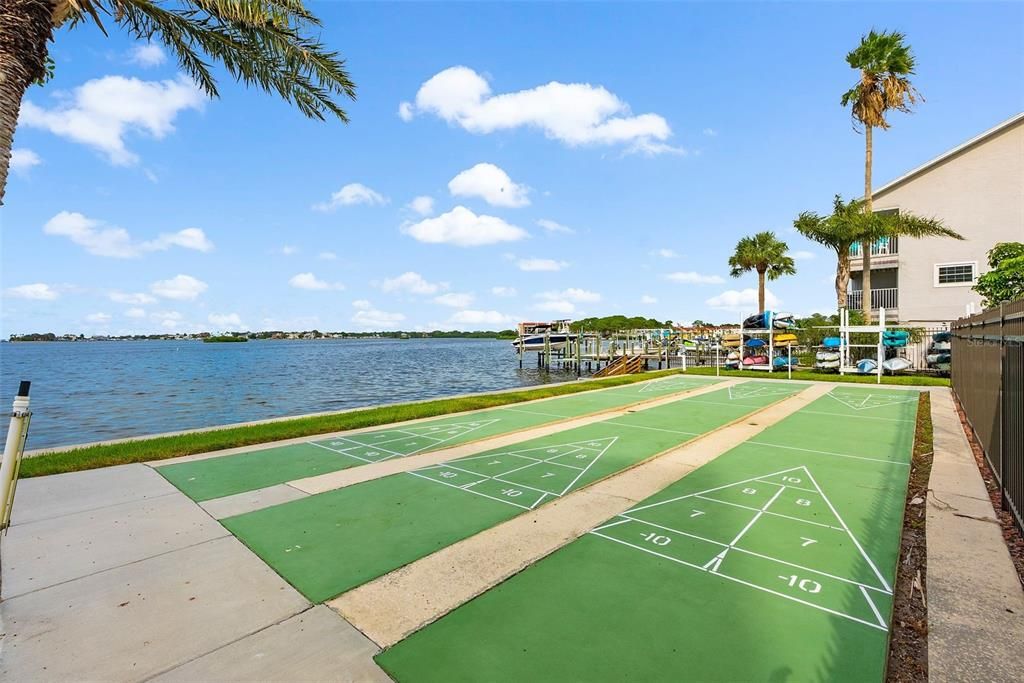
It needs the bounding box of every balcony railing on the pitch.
[846,287,898,311]
[850,236,899,257]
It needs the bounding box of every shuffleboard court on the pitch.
[375,387,921,682]
[157,374,720,502]
[221,382,800,603]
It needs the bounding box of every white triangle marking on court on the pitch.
[627,464,890,593]
[727,384,796,401]
[827,391,919,412]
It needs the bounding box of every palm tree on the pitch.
[727,231,796,315]
[0,0,356,204]
[794,195,870,312]
[795,195,963,313]
[841,29,920,320]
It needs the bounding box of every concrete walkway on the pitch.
[0,465,389,682]
[926,388,1024,682]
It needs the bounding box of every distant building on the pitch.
[848,112,1024,325]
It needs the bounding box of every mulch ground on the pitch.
[886,392,933,683]
[953,396,1024,585]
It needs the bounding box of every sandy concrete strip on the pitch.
[2,491,228,598]
[926,388,1024,683]
[147,373,709,468]
[200,482,310,519]
[9,463,178,526]
[329,382,830,647]
[289,379,743,496]
[153,605,391,682]
[0,536,310,682]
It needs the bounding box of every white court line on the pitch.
[497,407,574,420]
[728,486,786,546]
[406,471,530,510]
[809,407,916,422]
[627,466,804,514]
[860,585,888,628]
[589,531,887,632]
[747,440,911,467]
[314,436,406,458]
[557,437,618,497]
[426,462,557,496]
[802,468,893,593]
[307,440,376,463]
[612,516,890,594]
[693,494,843,530]
[592,517,632,532]
[754,478,817,494]
[599,421,700,437]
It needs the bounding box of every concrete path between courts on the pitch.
[925,388,1024,683]
[200,378,741,519]
[330,382,831,647]
[0,464,389,682]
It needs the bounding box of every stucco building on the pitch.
[848,112,1024,325]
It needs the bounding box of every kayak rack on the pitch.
[838,307,887,384]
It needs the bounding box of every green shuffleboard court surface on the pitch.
[158,374,721,502]
[376,387,921,682]
[221,382,800,603]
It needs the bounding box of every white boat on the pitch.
[511,320,572,351]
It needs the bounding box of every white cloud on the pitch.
[19,75,204,165]
[403,206,528,247]
[130,43,166,67]
[539,288,601,303]
[318,251,337,260]
[666,271,725,285]
[398,101,414,122]
[791,250,817,260]
[705,288,780,312]
[448,163,530,207]
[408,195,435,216]
[279,245,299,256]
[651,248,679,258]
[43,211,214,257]
[350,300,405,329]
[402,66,680,154]
[491,286,517,297]
[10,148,41,175]
[434,292,474,308]
[5,283,58,300]
[289,272,344,291]
[125,307,147,318]
[312,182,388,211]
[449,310,515,327]
[702,128,718,137]
[208,312,244,328]
[536,219,574,234]
[641,295,658,304]
[381,271,446,295]
[109,290,157,305]
[516,258,568,272]
[85,312,112,324]
[150,274,207,301]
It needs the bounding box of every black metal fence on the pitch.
[951,299,1024,534]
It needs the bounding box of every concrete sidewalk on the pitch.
[927,388,1024,682]
[0,464,389,682]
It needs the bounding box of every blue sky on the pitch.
[3,1,1022,335]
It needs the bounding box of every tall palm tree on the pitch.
[0,0,357,204]
[795,195,963,313]
[841,29,920,320]
[794,195,870,312]
[727,231,796,315]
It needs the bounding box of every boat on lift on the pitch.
[511,320,573,352]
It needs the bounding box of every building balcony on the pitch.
[850,236,899,270]
[846,287,899,314]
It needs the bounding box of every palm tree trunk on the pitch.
[861,124,873,321]
[757,269,766,315]
[836,250,851,313]
[0,0,55,206]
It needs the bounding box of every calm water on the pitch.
[0,338,576,449]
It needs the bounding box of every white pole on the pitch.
[787,342,793,380]
[1,381,32,533]
[716,345,720,377]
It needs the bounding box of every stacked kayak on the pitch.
[741,310,797,330]
[927,331,952,373]
[774,333,798,347]
[815,336,842,370]
[882,357,913,372]
[883,329,910,348]
[723,333,742,349]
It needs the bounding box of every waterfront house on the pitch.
[848,112,1024,326]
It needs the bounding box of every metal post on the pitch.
[787,342,792,380]
[1,381,32,533]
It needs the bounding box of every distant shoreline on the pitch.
[5,333,517,343]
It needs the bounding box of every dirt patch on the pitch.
[952,395,1024,586]
[886,391,933,683]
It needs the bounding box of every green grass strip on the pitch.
[683,366,949,386]
[20,370,688,478]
